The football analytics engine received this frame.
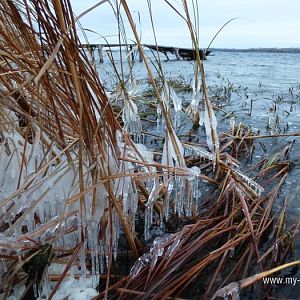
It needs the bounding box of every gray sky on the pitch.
[71,0,300,48]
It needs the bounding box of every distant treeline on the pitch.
[211,48,300,54]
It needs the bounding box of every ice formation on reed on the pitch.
[160,131,183,221]
[0,78,213,295]
[189,76,205,125]
[170,86,182,129]
[157,81,170,131]
[122,80,142,142]
[130,234,176,278]
[183,143,214,162]
[161,132,184,169]
[117,141,155,241]
[122,98,142,142]
[0,123,141,290]
[191,76,201,110]
[232,168,264,196]
[157,81,182,130]
[141,122,204,237]
[170,86,182,113]
[159,135,202,221]
[203,98,219,169]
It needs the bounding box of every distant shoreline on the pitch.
[211,48,300,54]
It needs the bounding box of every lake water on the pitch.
[101,50,300,132]
[99,50,300,298]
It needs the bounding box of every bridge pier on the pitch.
[174,48,180,60]
[129,45,134,61]
[97,45,104,63]
[80,43,178,64]
[91,46,95,62]
[163,51,169,61]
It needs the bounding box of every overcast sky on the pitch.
[71,0,300,48]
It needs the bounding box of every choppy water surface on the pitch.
[100,50,300,298]
[101,50,300,132]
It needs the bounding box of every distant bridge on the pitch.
[79,43,211,63]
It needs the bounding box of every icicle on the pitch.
[162,132,185,169]
[185,166,201,216]
[188,75,201,124]
[143,176,161,240]
[191,76,201,108]
[157,81,172,132]
[122,98,142,142]
[203,99,219,170]
[166,235,182,257]
[77,216,87,276]
[144,206,153,241]
[146,179,161,209]
[174,176,184,216]
[164,180,174,220]
[87,218,100,288]
[161,81,170,111]
[99,240,105,274]
[156,104,163,131]
[161,131,185,216]
[173,112,181,130]
[170,87,182,112]
[199,109,205,127]
[129,183,138,217]
[192,178,200,212]
[190,91,199,110]
[230,117,235,134]
[113,210,120,261]
[127,79,137,98]
[185,178,193,217]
